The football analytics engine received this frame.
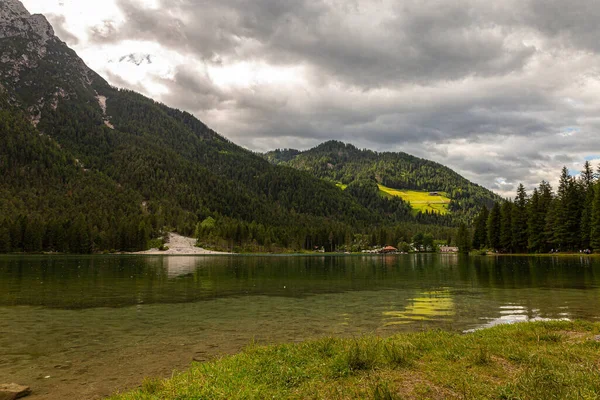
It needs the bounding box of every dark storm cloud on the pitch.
[81,0,600,195]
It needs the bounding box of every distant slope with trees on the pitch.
[264,141,501,222]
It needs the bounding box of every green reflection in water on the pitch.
[383,289,454,325]
[0,254,599,399]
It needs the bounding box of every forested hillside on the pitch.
[472,162,600,253]
[0,96,150,252]
[265,141,500,221]
[0,0,470,253]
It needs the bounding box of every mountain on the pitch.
[264,141,501,221]
[117,53,153,66]
[2,0,461,254]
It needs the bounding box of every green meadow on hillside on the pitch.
[378,185,451,215]
[336,183,450,215]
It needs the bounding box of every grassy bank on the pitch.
[110,321,600,399]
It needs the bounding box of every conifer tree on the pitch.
[580,161,595,250]
[538,181,554,250]
[472,206,489,249]
[0,223,10,253]
[567,181,584,249]
[581,186,594,250]
[527,188,542,252]
[457,223,471,254]
[487,202,501,251]
[591,182,600,252]
[500,201,514,252]
[545,198,559,251]
[553,167,582,250]
[553,167,571,249]
[581,161,595,187]
[511,184,528,253]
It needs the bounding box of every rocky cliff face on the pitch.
[0,0,30,21]
[0,0,110,125]
[0,3,54,43]
[0,0,54,60]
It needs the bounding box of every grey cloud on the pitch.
[95,0,537,86]
[67,0,600,194]
[526,0,600,52]
[47,13,78,45]
[157,66,229,111]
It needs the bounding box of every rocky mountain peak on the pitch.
[0,0,31,21]
[0,0,102,121]
[0,0,54,44]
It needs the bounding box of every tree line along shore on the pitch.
[468,162,600,254]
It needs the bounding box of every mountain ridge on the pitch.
[0,1,483,253]
[264,140,501,221]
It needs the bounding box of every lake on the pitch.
[1,254,599,399]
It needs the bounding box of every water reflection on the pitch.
[467,302,570,332]
[383,290,454,326]
[1,254,600,399]
[0,254,599,325]
[165,256,198,278]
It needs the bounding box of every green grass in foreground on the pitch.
[111,321,600,399]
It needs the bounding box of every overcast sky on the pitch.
[21,0,600,196]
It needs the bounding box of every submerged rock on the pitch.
[0,383,31,400]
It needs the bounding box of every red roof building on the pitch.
[381,246,398,253]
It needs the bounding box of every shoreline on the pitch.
[479,252,600,258]
[129,233,233,255]
[2,250,600,257]
[109,320,600,399]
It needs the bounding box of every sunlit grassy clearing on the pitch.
[110,321,600,400]
[336,182,451,214]
[378,185,451,215]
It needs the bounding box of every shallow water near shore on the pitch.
[1,254,599,399]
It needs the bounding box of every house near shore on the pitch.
[439,246,459,253]
[380,245,398,254]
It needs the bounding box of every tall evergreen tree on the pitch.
[511,184,528,253]
[581,161,595,187]
[568,180,584,249]
[0,222,10,253]
[591,182,600,252]
[545,198,559,251]
[527,188,542,252]
[538,181,554,250]
[553,167,582,250]
[553,167,571,249]
[580,161,595,250]
[456,223,471,254]
[472,206,489,249]
[500,201,514,252]
[487,202,501,251]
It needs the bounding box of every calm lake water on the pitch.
[1,254,599,399]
